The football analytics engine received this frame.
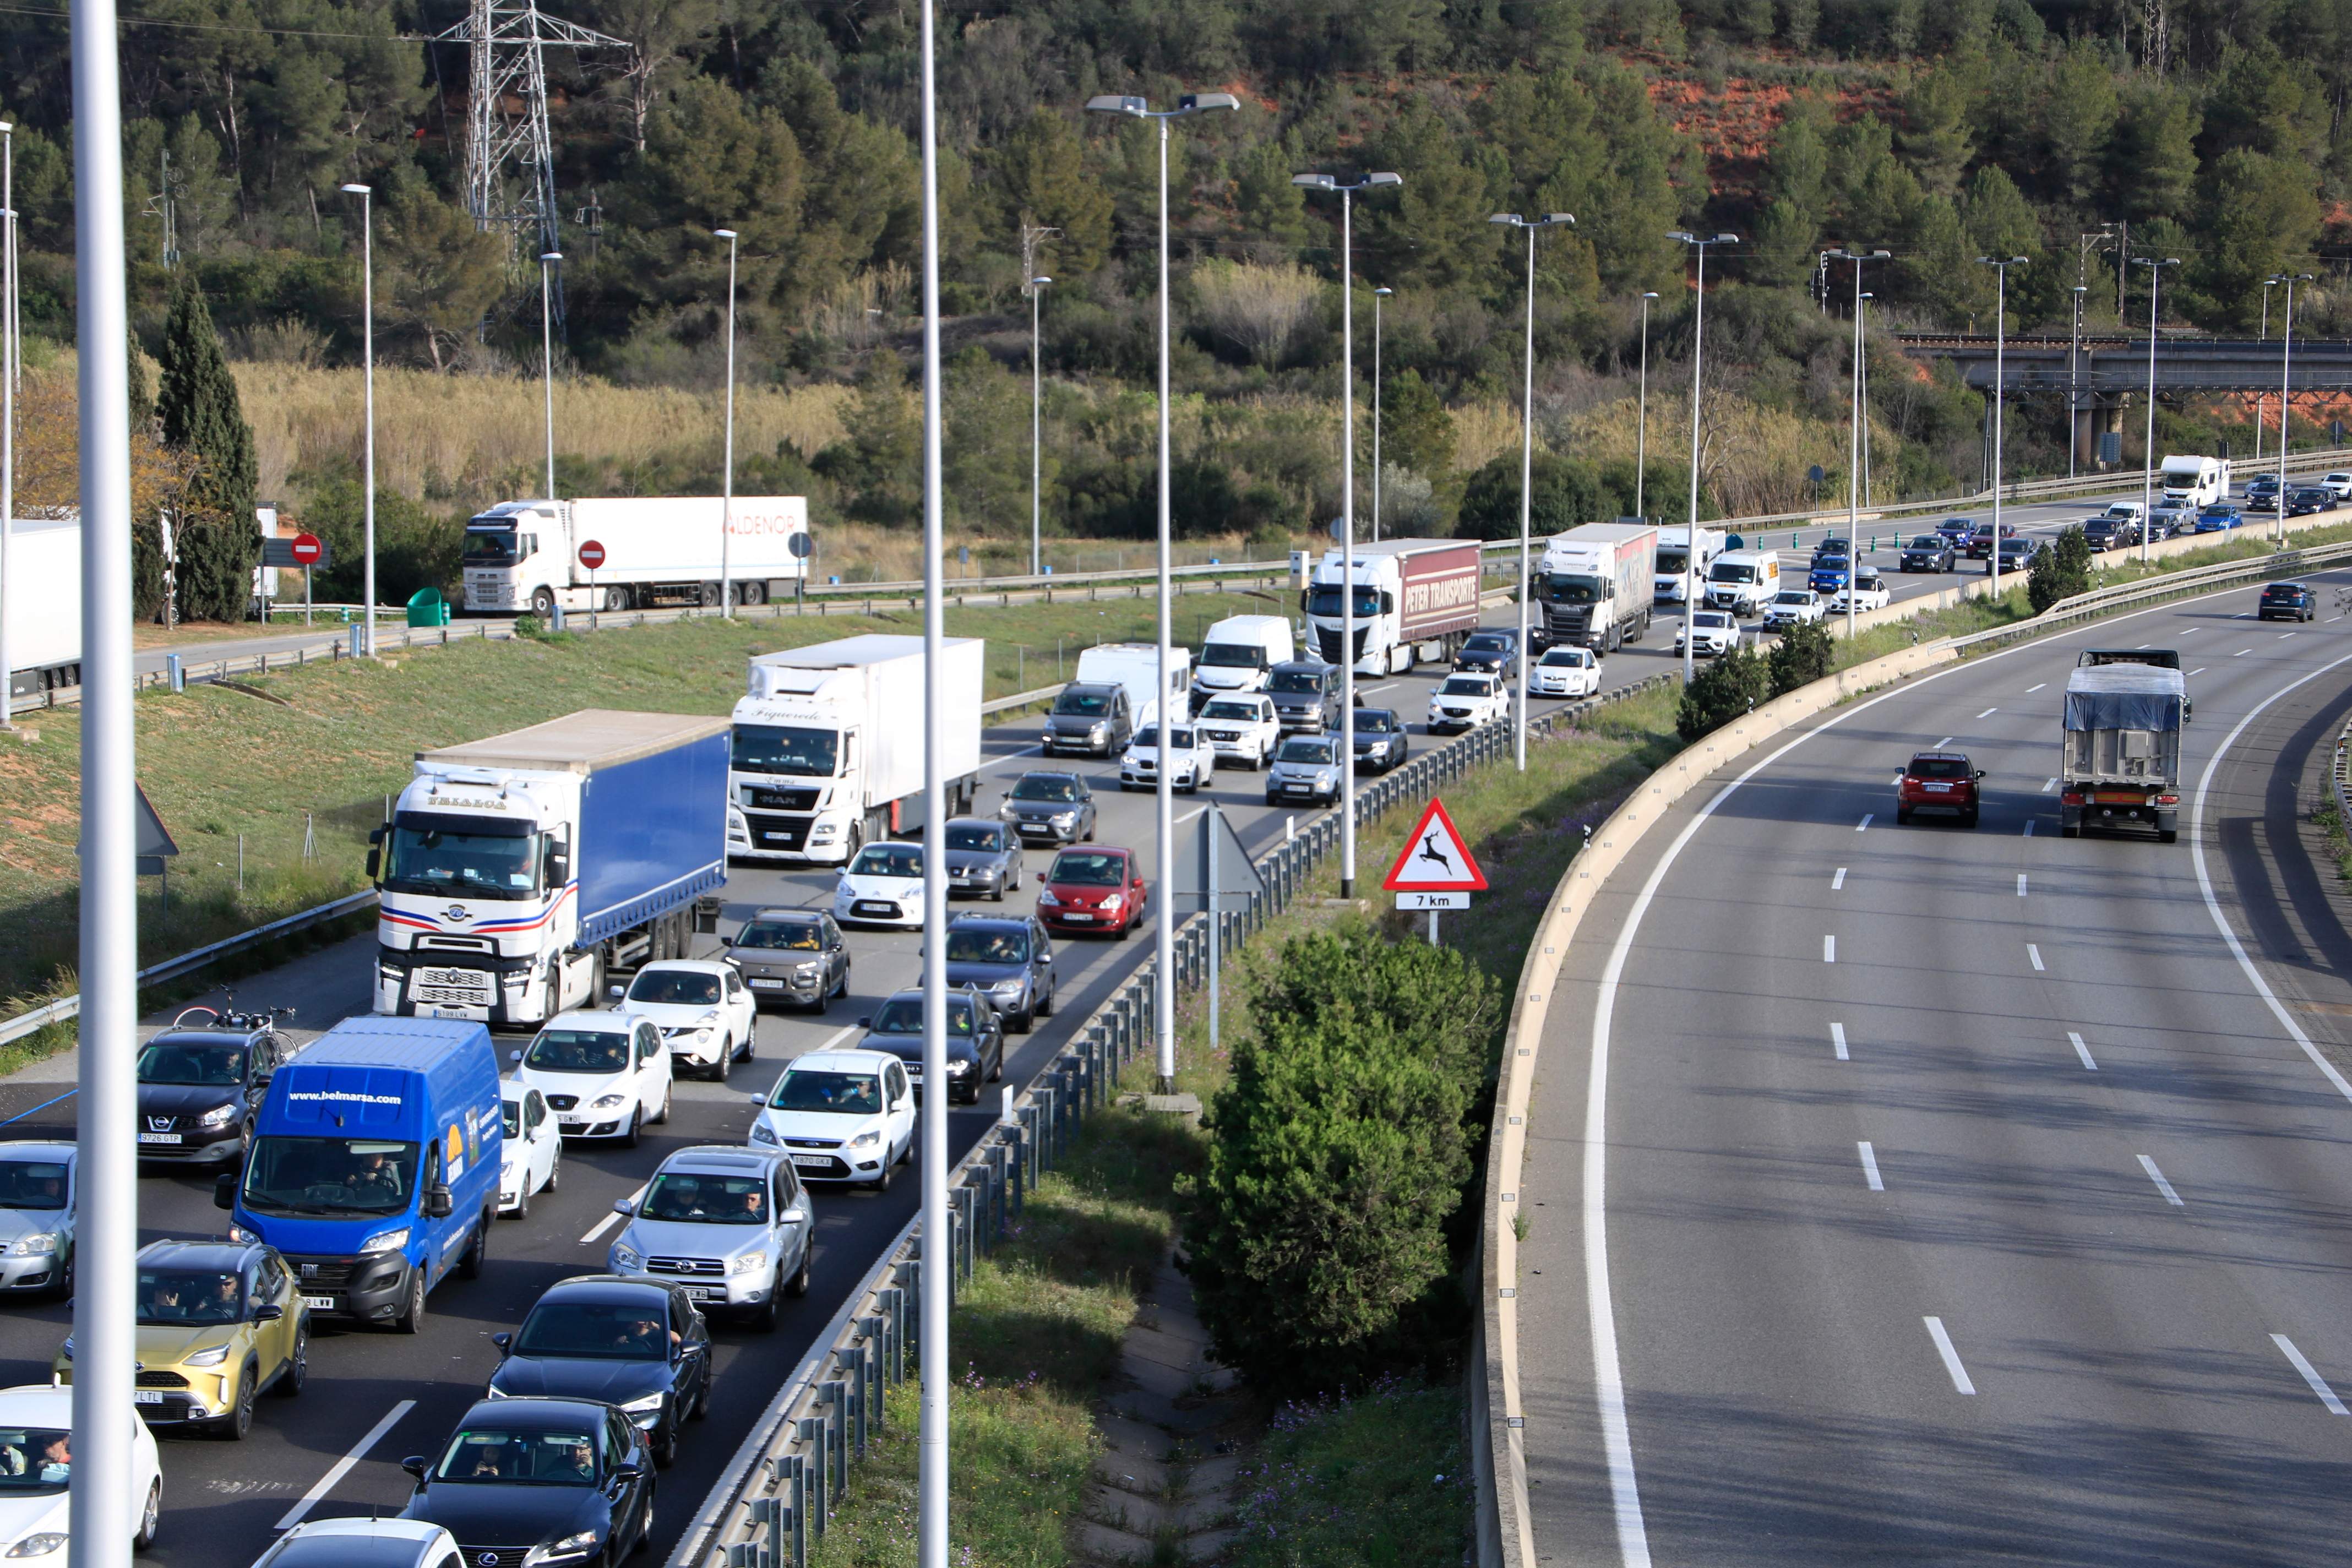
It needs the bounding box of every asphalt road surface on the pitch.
[1518,564,2352,1564]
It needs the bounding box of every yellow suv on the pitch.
[53,1239,308,1440]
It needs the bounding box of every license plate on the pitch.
[750,978,785,989]
[788,1154,833,1168]
[137,1133,181,1145]
[686,1287,718,1302]
[303,1295,335,1311]
[559,1118,585,1131]
[428,1006,474,1019]
[1924,783,1951,792]
[134,1391,165,1406]
[1062,913,1093,923]
[855,901,897,916]
[2093,790,2146,804]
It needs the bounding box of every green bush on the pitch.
[1767,616,1835,695]
[2028,525,2093,612]
[1675,643,1771,742]
[1184,927,1499,1395]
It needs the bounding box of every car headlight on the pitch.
[750,1122,778,1145]
[1037,889,1060,906]
[9,1234,55,1257]
[730,1253,766,1276]
[360,1227,410,1255]
[620,1391,669,1413]
[794,962,821,978]
[1098,894,1123,912]
[185,1342,232,1368]
[484,1384,511,1400]
[198,1102,238,1128]
[850,1129,880,1148]
[225,1224,255,1243]
[6,1533,66,1558]
[990,979,1022,996]
[591,1093,627,1110]
[1087,722,1107,738]
[947,1058,975,1075]
[526,1532,603,1566]
[609,1244,643,1273]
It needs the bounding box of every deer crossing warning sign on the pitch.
[1381,798,1487,893]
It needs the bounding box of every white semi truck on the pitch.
[727,633,986,865]
[1655,525,1725,604]
[461,496,810,617]
[2,513,82,699]
[1305,538,1485,674]
[370,710,731,1027]
[1536,522,1658,651]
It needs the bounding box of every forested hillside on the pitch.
[3,0,2343,549]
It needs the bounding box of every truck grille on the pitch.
[646,1256,725,1276]
[415,967,493,1007]
[745,785,821,812]
[288,1257,357,1291]
[743,811,814,851]
[1312,625,1369,663]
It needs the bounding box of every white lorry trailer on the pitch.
[3,513,82,699]
[727,633,986,865]
[461,496,810,617]
[1654,525,1725,604]
[370,710,731,1027]
[1305,538,1484,674]
[1536,522,1658,651]
[2159,455,2230,508]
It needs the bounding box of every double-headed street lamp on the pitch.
[1830,249,1888,643]
[1667,231,1737,685]
[2269,270,2313,545]
[2135,256,2182,567]
[713,228,739,616]
[1294,170,1401,891]
[1635,290,1658,522]
[1371,285,1392,542]
[1977,255,2028,601]
[1490,212,1572,774]
[1030,274,1052,575]
[1087,90,1238,1082]
[340,183,376,654]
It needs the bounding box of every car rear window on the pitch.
[1909,758,1969,779]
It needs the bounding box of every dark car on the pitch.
[1266,661,1341,734]
[1990,536,2043,573]
[135,1019,295,1167]
[2260,581,2316,622]
[1896,750,1984,827]
[2288,486,2334,516]
[941,913,1057,1032]
[1039,682,1134,758]
[1898,534,1957,573]
[1351,707,1410,774]
[488,1277,710,1471]
[1809,536,1852,565]
[1453,630,1520,681]
[1965,521,2017,559]
[2246,474,2281,502]
[723,907,849,1014]
[941,818,1023,901]
[1935,518,1977,547]
[402,1398,653,1567]
[1038,846,1148,940]
[2081,518,2126,553]
[997,770,1097,847]
[856,987,1004,1103]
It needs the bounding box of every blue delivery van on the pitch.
[217,1016,502,1333]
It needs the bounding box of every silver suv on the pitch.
[607,1145,812,1331]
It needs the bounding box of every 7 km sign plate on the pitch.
[1396,890,1469,910]
[1381,797,1487,891]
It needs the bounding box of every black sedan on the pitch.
[858,986,1005,1103]
[2289,487,2335,517]
[1897,535,1956,573]
[998,770,1098,847]
[401,1396,654,1568]
[941,818,1023,901]
[1453,629,1520,680]
[489,1276,711,1471]
[1351,707,1411,773]
[941,913,1057,1032]
[723,907,850,1013]
[135,1019,293,1167]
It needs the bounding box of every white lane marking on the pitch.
[2273,1335,2350,1415]
[1831,1022,1848,1060]
[275,1398,417,1529]
[1936,736,1954,748]
[2023,820,2034,837]
[2042,777,2057,792]
[2182,627,2202,635]
[580,1180,650,1246]
[2190,649,2352,1107]
[1823,934,1836,963]
[1976,707,1999,719]
[1855,814,1872,832]
[1858,1141,1883,1191]
[2190,667,2208,676]
[1924,1317,1977,1395]
[2138,1154,2184,1207]
[2028,944,2045,972]
[2017,873,2029,896]
[2280,632,2297,639]
[2235,648,2251,656]
[1832,867,1847,890]
[2026,683,2046,693]
[2332,616,2345,624]
[1359,682,1397,694]
[2069,1031,2098,1070]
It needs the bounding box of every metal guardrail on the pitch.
[669,672,1675,1568]
[2334,718,2352,844]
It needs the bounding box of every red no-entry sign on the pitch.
[578,540,607,570]
[289,532,323,566]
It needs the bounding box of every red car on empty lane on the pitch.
[1895,751,1984,827]
[1037,847,1148,939]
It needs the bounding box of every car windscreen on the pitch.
[730,724,840,778]
[0,1162,67,1211]
[382,816,537,902]
[1694,614,1731,628]
[136,1268,244,1325]
[1708,562,1756,582]
[628,970,721,1006]
[872,997,975,1035]
[1010,776,1079,802]
[768,1069,881,1113]
[1908,537,1942,549]
[514,1298,676,1359]
[1538,649,1587,667]
[1356,710,1398,729]
[1053,689,1110,716]
[241,1137,418,1217]
[733,918,821,951]
[1047,852,1126,886]
[434,1428,601,1485]
[1199,642,1265,668]
[639,1171,770,1225]
[1201,700,1261,721]
[1909,758,1970,779]
[526,1029,631,1072]
[946,928,1030,965]
[1133,726,1163,748]
[1774,592,1811,604]
[849,845,923,879]
[137,1039,247,1086]
[1463,634,1509,651]
[1437,677,1489,695]
[0,1428,70,1493]
[945,824,1005,852]
[1279,739,1336,763]
[1267,669,1325,694]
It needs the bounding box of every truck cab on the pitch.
[461,502,563,617]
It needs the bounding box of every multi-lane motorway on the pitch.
[1518,565,2352,1562]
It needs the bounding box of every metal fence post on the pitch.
[796,1417,829,1539]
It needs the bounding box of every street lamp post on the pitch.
[1635,290,1658,523]
[1489,213,1573,774]
[2135,257,2181,567]
[1371,286,1391,542]
[1088,91,1239,1085]
[713,228,738,617]
[0,117,14,725]
[2258,276,2279,462]
[539,251,561,505]
[1667,231,1738,687]
[2270,270,2314,545]
[1293,170,1402,886]
[340,184,375,654]
[1828,249,1888,644]
[2068,284,2087,479]
[1977,256,2028,602]
[1030,275,1052,575]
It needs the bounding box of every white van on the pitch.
[1074,642,1193,728]
[1191,615,1294,701]
[1704,549,1782,616]
[2159,455,2230,507]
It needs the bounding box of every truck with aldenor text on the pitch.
[1304,539,1483,674]
[2059,662,2186,842]
[371,710,731,1027]
[461,496,810,617]
[1536,522,1658,651]
[727,634,985,866]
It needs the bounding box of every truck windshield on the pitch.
[732,724,839,778]
[1306,586,1382,618]
[1543,575,1606,605]
[1199,643,1265,669]
[1657,547,1690,574]
[383,818,538,901]
[241,1136,418,1217]
[1708,562,1756,584]
[462,529,521,566]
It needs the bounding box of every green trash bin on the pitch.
[406,587,451,628]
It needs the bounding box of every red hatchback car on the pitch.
[1037,847,1149,939]
[1896,751,1984,827]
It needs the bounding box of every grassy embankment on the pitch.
[0,591,1280,1027]
[805,683,1683,1567]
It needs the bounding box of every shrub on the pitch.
[1675,643,1771,742]
[2028,525,2093,612]
[1767,616,1835,695]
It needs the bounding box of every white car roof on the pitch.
[630,960,733,979]
[783,1049,901,1076]
[0,1385,72,1420]
[536,1009,638,1035]
[279,1518,452,1545]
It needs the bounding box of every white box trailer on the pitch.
[4,513,83,698]
[728,634,986,865]
[461,496,810,617]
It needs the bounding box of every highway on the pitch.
[1516,565,2352,1563]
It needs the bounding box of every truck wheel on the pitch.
[531,587,555,618]
[2160,828,2179,844]
[393,1266,427,1335]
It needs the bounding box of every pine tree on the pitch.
[155,275,259,623]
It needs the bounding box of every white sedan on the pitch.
[1193,695,1281,769]
[618,959,758,1081]
[1828,571,1891,614]
[1760,589,1824,630]
[832,840,928,930]
[1528,645,1602,698]
[511,1010,673,1146]
[1675,611,1741,657]
[1428,672,1507,732]
[0,1382,162,1558]
[497,1081,562,1218]
[2324,471,2352,500]
[749,1048,918,1191]
[1120,723,1213,793]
